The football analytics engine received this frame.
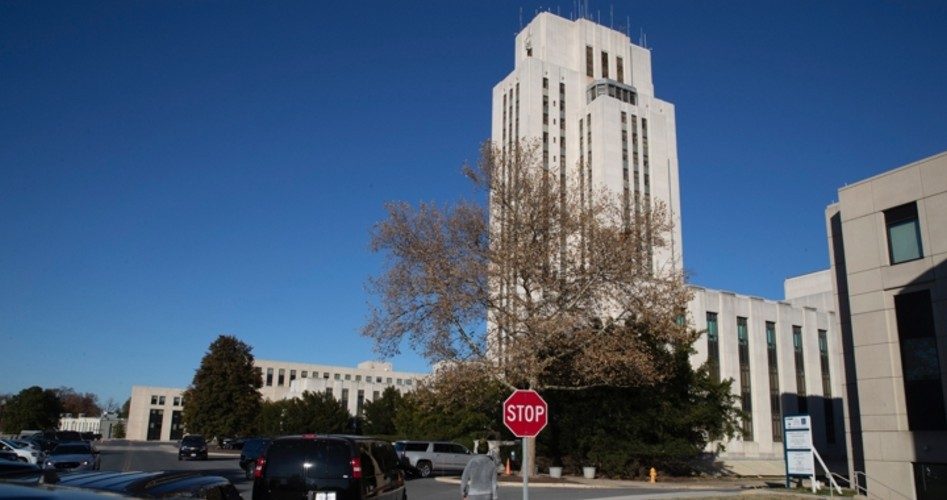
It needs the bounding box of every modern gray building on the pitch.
[828,151,947,499]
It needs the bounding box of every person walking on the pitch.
[460,449,499,500]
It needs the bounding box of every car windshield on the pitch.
[267,439,351,480]
[52,444,90,455]
[182,436,205,445]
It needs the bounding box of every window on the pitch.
[376,377,382,383]
[386,377,392,384]
[278,369,285,386]
[793,326,807,414]
[345,374,351,381]
[737,317,752,440]
[334,373,341,380]
[396,379,403,385]
[896,289,945,430]
[357,390,365,416]
[601,51,609,79]
[373,391,380,400]
[585,45,593,77]
[766,321,781,442]
[616,56,624,83]
[301,370,308,378]
[405,379,412,386]
[355,375,362,382]
[819,331,832,399]
[341,388,349,403]
[326,387,333,397]
[290,370,296,383]
[158,395,166,405]
[323,372,330,379]
[266,368,273,386]
[706,312,720,382]
[885,202,923,264]
[174,396,181,406]
[151,395,158,405]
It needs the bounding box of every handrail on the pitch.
[852,470,913,500]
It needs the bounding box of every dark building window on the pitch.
[896,290,946,430]
[341,388,349,403]
[914,462,947,500]
[301,370,308,378]
[266,368,273,387]
[357,390,365,416]
[738,316,753,440]
[601,51,609,78]
[585,45,593,77]
[326,387,333,398]
[885,202,923,264]
[707,312,720,383]
[766,321,782,442]
[793,326,807,414]
[818,330,836,443]
[616,56,624,83]
[278,368,285,386]
[289,370,296,383]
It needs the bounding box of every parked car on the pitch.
[52,470,241,499]
[251,434,406,500]
[0,438,43,464]
[393,440,473,478]
[178,435,208,461]
[43,442,100,471]
[0,459,43,484]
[239,438,271,479]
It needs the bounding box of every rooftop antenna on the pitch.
[626,16,630,38]
[610,4,614,28]
[519,6,523,29]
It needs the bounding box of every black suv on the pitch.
[239,438,271,479]
[178,435,208,461]
[251,434,406,500]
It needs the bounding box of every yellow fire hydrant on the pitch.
[649,467,657,483]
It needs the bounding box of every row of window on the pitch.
[261,367,414,388]
[150,395,182,407]
[585,45,624,83]
[705,314,834,444]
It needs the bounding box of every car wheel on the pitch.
[416,461,432,478]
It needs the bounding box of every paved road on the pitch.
[96,441,741,499]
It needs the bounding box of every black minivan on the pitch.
[251,434,406,500]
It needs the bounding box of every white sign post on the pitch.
[783,415,814,490]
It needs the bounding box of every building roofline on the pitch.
[838,150,947,193]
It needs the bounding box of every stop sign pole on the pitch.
[503,390,549,500]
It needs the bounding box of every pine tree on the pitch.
[182,335,262,439]
[1,386,62,434]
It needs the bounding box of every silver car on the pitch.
[44,442,100,471]
[394,440,474,477]
[0,438,43,465]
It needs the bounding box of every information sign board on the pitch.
[783,414,813,479]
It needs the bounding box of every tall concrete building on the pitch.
[828,151,947,499]
[492,13,844,473]
[492,12,682,272]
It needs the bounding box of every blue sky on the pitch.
[2,1,945,406]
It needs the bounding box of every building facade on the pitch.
[494,12,844,470]
[126,361,425,441]
[827,151,947,499]
[688,283,845,471]
[59,413,125,439]
[492,12,682,273]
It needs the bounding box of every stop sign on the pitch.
[503,389,548,438]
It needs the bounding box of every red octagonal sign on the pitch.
[503,389,548,438]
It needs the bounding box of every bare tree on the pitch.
[366,139,690,386]
[364,139,693,471]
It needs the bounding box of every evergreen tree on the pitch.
[1,386,62,433]
[182,335,262,439]
[280,391,350,434]
[362,386,402,435]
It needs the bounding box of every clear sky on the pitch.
[2,1,945,407]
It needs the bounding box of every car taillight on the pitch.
[350,457,362,479]
[253,457,266,479]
